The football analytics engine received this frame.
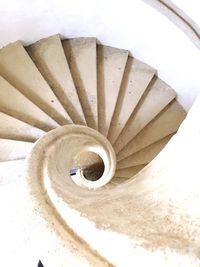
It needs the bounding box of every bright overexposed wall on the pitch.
[0,0,200,110]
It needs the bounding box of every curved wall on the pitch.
[172,0,200,27]
[0,0,200,110]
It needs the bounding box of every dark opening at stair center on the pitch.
[82,160,105,181]
[70,151,105,182]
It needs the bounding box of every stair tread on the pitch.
[107,57,156,144]
[0,76,59,131]
[117,100,186,161]
[0,36,187,179]
[62,38,97,129]
[115,164,146,179]
[0,112,45,142]
[117,134,172,169]
[97,45,128,136]
[0,138,33,161]
[113,77,176,153]
[0,41,71,125]
[27,35,86,125]
[104,177,130,189]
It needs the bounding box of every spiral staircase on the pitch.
[2,33,200,267]
[0,34,185,167]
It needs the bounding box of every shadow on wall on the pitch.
[38,260,44,267]
[143,0,200,50]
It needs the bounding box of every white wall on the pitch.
[0,0,200,110]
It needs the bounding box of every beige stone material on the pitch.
[117,100,186,161]
[25,126,117,266]
[0,34,193,266]
[29,125,116,189]
[0,76,59,131]
[117,134,172,169]
[0,112,45,142]
[62,38,98,129]
[115,164,146,179]
[107,57,156,144]
[0,139,33,161]
[106,177,127,186]
[27,35,86,125]
[97,45,128,136]
[0,41,71,125]
[113,77,176,153]
[24,95,200,267]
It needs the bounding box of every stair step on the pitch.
[104,177,130,189]
[0,76,59,131]
[117,134,172,169]
[27,35,86,125]
[0,41,71,125]
[117,100,186,161]
[0,36,187,183]
[107,57,156,144]
[0,112,45,142]
[62,38,98,129]
[115,164,146,179]
[109,177,128,185]
[97,45,128,136]
[113,77,176,153]
[0,139,33,161]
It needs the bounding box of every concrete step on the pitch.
[113,77,176,153]
[97,45,128,136]
[114,164,146,179]
[27,35,86,125]
[117,134,172,169]
[0,76,59,131]
[0,41,71,125]
[117,100,186,161]
[63,38,98,129]
[0,112,45,142]
[108,57,156,144]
